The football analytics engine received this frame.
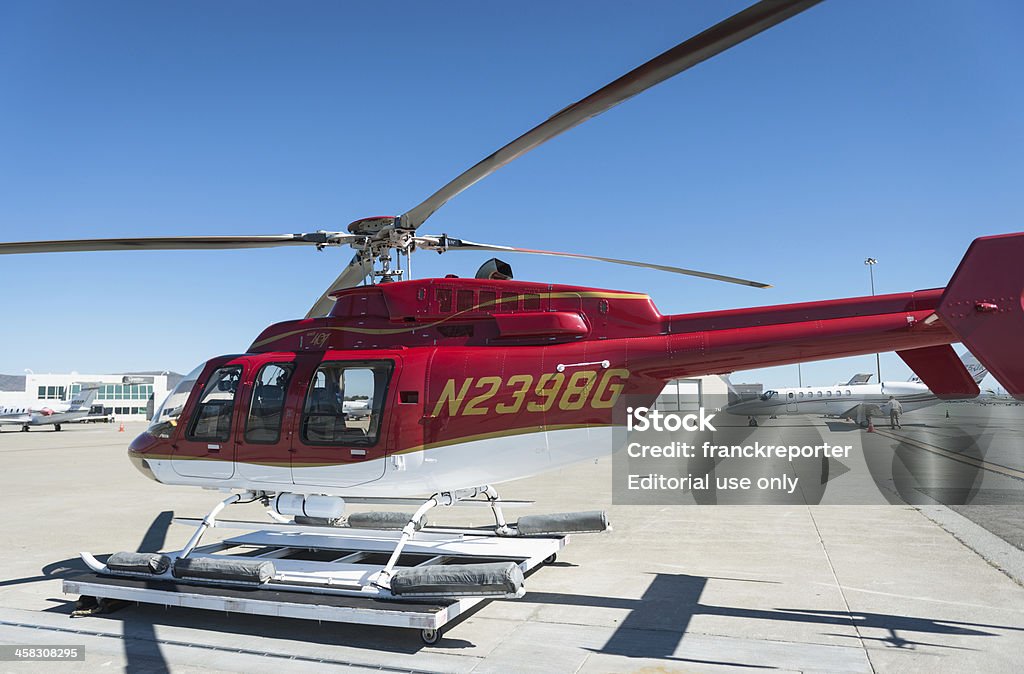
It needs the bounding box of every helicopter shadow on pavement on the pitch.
[34,512,175,672]
[32,561,1024,665]
[523,572,1023,667]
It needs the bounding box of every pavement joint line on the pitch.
[0,618,445,674]
[807,507,877,674]
[812,583,1024,614]
[916,506,1024,588]
[530,616,876,649]
[872,428,1024,481]
[654,627,883,653]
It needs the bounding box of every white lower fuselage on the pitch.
[137,426,611,498]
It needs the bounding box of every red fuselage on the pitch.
[128,277,956,486]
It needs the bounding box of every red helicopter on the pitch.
[4,0,1023,604]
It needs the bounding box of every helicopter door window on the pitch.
[301,361,393,446]
[186,366,242,442]
[245,363,294,444]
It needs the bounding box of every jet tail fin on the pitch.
[960,352,988,384]
[67,386,99,411]
[937,232,1024,399]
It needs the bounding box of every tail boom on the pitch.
[629,295,955,379]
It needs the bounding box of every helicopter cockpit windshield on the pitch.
[147,363,204,439]
[759,390,779,401]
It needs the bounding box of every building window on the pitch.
[38,386,66,400]
[97,383,153,401]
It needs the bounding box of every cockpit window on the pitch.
[148,363,204,439]
[760,390,778,401]
[301,361,393,446]
[186,366,243,442]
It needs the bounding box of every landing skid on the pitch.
[65,487,609,643]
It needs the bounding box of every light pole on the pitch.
[864,257,881,382]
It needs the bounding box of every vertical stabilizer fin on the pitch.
[937,233,1024,399]
[896,344,979,399]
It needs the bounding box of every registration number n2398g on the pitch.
[430,369,629,417]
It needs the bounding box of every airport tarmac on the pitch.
[1,412,1024,673]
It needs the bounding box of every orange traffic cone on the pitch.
[118,422,125,433]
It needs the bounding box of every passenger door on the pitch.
[290,357,396,488]
[235,358,297,485]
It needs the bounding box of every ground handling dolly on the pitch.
[64,487,610,645]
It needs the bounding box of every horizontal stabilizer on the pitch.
[896,345,978,399]
[938,233,1024,399]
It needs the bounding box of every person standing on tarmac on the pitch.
[887,396,903,429]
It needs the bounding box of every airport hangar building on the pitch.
[0,372,182,422]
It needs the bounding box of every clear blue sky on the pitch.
[1,1,1021,390]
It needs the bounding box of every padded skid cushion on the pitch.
[172,556,275,585]
[106,551,171,575]
[391,561,523,596]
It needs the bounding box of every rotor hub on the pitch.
[347,216,399,236]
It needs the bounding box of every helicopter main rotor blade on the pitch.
[399,0,823,231]
[305,254,375,318]
[0,232,358,255]
[417,236,771,288]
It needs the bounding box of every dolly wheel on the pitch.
[55,424,62,432]
[420,627,442,645]
[544,553,557,565]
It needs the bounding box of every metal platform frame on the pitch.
[63,517,567,644]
